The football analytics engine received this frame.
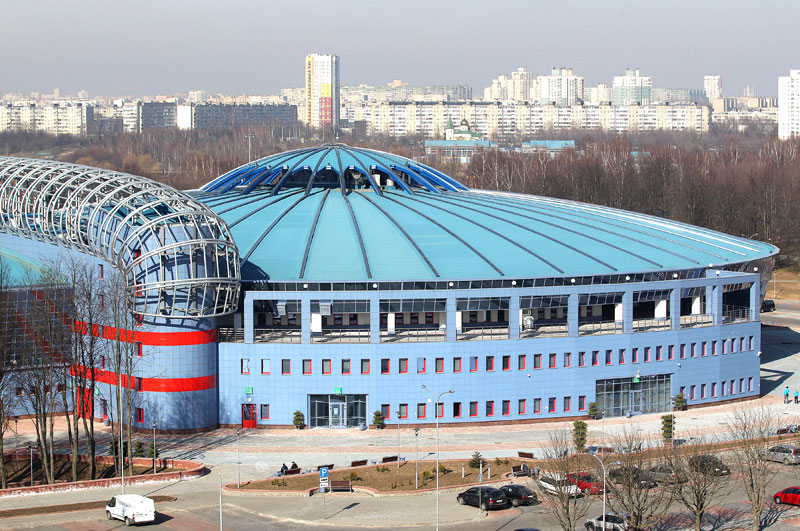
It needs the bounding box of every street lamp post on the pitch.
[590,453,607,530]
[244,133,256,162]
[414,428,420,489]
[236,428,241,488]
[152,420,157,475]
[13,416,18,464]
[395,410,401,469]
[421,385,454,531]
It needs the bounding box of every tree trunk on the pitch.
[753,512,760,531]
[0,434,6,489]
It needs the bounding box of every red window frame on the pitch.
[548,397,556,413]
[469,356,478,372]
[380,313,388,325]
[136,408,144,423]
[668,345,674,360]
[701,384,706,399]
[281,359,291,375]
[486,400,494,417]
[135,342,142,357]
[396,313,404,325]
[361,359,370,374]
[605,350,612,366]
[425,312,434,325]
[410,312,419,325]
[435,358,444,373]
[656,346,662,361]
[564,352,571,368]
[691,343,697,357]
[241,358,250,375]
[578,395,586,411]
[549,353,556,369]
[622,349,628,364]
[260,404,270,420]
[644,347,650,362]
[502,400,510,416]
[680,344,686,359]
[381,404,390,420]
[469,401,478,417]
[711,382,717,397]
[453,402,462,418]
[435,402,443,418]
[690,385,696,400]
[349,313,358,326]
[534,354,542,369]
[592,351,599,366]
[534,398,541,414]
[563,396,571,412]
[486,356,494,371]
[417,403,426,419]
[399,404,408,419]
[399,358,408,374]
[702,342,707,357]
[381,359,390,374]
[302,359,312,375]
[453,357,462,372]
[502,355,510,371]
[518,354,526,370]
[579,351,585,367]
[333,313,343,326]
[518,399,526,414]
[322,359,331,375]
[417,358,426,373]
[98,264,104,279]
[341,359,351,374]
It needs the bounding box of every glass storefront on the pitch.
[309,394,367,428]
[595,374,671,418]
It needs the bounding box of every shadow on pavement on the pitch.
[761,326,800,395]
[327,502,360,519]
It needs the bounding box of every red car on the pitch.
[774,486,800,505]
[567,472,606,494]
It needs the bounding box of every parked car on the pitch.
[777,425,799,435]
[648,465,687,485]
[567,472,606,494]
[539,475,581,497]
[500,484,537,506]
[106,494,156,526]
[762,445,800,465]
[456,486,508,511]
[774,486,800,506]
[585,512,630,531]
[583,446,615,456]
[608,466,657,488]
[761,299,776,312]
[688,455,730,476]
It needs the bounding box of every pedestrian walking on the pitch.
[794,390,798,404]
[785,386,790,404]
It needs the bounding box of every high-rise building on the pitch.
[537,67,584,106]
[304,53,340,128]
[704,75,722,100]
[613,68,652,106]
[778,70,800,140]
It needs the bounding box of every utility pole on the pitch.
[244,133,256,162]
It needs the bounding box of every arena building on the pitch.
[0,146,778,432]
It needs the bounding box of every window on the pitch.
[656,346,662,361]
[321,359,331,374]
[563,396,571,411]
[711,382,717,397]
[303,359,312,375]
[644,347,650,362]
[486,400,494,416]
[680,386,686,398]
[261,359,271,374]
[701,384,706,399]
[361,359,370,374]
[668,345,674,360]
[453,357,462,372]
[453,402,462,417]
[749,336,754,350]
[502,355,510,371]
[721,381,727,396]
[241,359,250,374]
[579,351,586,367]
[730,379,735,394]
[349,313,358,326]
[396,313,404,325]
[691,343,697,357]
[135,377,142,392]
[381,404,390,419]
[334,314,342,326]
[592,351,599,366]
[435,358,444,373]
[410,312,419,325]
[731,339,737,353]
[722,340,727,354]
[399,403,408,419]
[399,358,408,374]
[469,401,478,417]
[435,402,444,418]
[417,403,426,419]
[57,383,65,393]
[485,356,495,371]
[740,378,745,393]
[712,341,718,355]
[533,398,541,413]
[99,294,104,309]
[425,312,434,325]
[15,387,24,396]
[748,377,753,391]
[469,356,478,372]
[623,349,629,364]
[605,350,612,366]
[690,385,696,400]
[417,357,426,373]
[136,408,144,423]
[518,399,526,414]
[100,355,106,369]
[549,353,556,369]
[135,313,143,327]
[98,264,104,279]
[381,359,390,374]
[518,354,526,370]
[260,404,270,419]
[534,353,542,369]
[548,397,556,413]
[342,359,350,374]
[563,352,571,367]
[702,342,707,357]
[578,395,586,411]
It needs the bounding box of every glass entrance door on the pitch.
[329,396,346,427]
[629,389,643,415]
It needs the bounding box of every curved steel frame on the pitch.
[0,157,240,318]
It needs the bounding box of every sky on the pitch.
[1,0,798,98]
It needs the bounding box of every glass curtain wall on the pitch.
[595,374,671,417]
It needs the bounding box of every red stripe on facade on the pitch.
[72,365,217,393]
[75,321,217,346]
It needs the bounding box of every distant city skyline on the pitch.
[1,0,797,98]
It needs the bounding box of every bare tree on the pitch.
[0,257,16,488]
[666,439,730,531]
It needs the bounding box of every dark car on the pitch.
[608,466,657,488]
[761,299,776,312]
[567,472,606,494]
[456,486,508,511]
[777,425,799,435]
[500,484,537,506]
[648,465,687,485]
[688,455,730,476]
[774,486,800,506]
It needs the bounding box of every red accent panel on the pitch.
[72,365,217,393]
[75,321,217,346]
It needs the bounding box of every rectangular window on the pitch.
[135,377,142,392]
[396,313,404,325]
[381,404,390,419]
[486,400,494,416]
[680,344,686,359]
[282,359,291,374]
[502,355,510,371]
[518,399,526,414]
[579,351,586,367]
[399,403,408,419]
[701,384,706,399]
[741,337,746,352]
[656,346,662,361]
[361,359,370,374]
[485,356,495,371]
[98,264,104,279]
[690,385,696,400]
[135,313,143,327]
[135,342,142,357]
[502,400,510,415]
[592,351,599,366]
[453,402,462,417]
[381,359,390,374]
[534,353,542,369]
[469,356,478,372]
[680,386,686,398]
[453,357,462,372]
[549,353,556,368]
[417,403,426,419]
[731,339,737,353]
[721,381,727,396]
[564,352,571,367]
[417,357,426,373]
[578,395,586,411]
[322,359,331,374]
[563,396,571,412]
[730,379,735,395]
[260,404,270,420]
[349,313,358,326]
[711,382,717,397]
[435,358,444,373]
[302,359,312,375]
[136,408,144,423]
[436,402,444,418]
[702,342,707,357]
[668,345,674,360]
[518,354,526,370]
[410,312,419,325]
[399,358,408,374]
[749,336,754,350]
[740,378,745,393]
[334,314,342,326]
[469,401,478,417]
[712,341,718,355]
[644,347,650,362]
[533,398,541,413]
[624,349,630,364]
[99,293,104,309]
[100,355,105,369]
[722,340,727,354]
[425,312,434,325]
[548,397,556,413]
[241,358,250,374]
[605,350,612,365]
[748,377,753,391]
[342,359,351,374]
[691,343,697,358]
[261,359,270,374]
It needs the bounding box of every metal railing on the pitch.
[380,327,446,343]
[218,327,244,342]
[632,318,671,333]
[519,323,569,339]
[311,327,371,344]
[680,314,714,329]
[456,324,510,341]
[254,328,301,343]
[722,306,753,324]
[578,320,622,336]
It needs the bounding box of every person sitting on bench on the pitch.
[290,461,299,471]
[279,463,288,476]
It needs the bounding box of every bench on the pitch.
[329,480,352,492]
[350,459,368,467]
[381,455,399,464]
[518,451,535,459]
[317,464,334,471]
[511,464,531,477]
[282,468,301,476]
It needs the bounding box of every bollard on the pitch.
[461,464,465,478]
[488,464,491,479]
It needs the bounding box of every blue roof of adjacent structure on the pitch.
[191,145,778,282]
[0,245,44,285]
[521,140,576,150]
[424,140,496,148]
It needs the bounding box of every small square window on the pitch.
[241,359,250,374]
[417,403,426,419]
[399,358,408,373]
[518,354,526,370]
[261,359,270,374]
[453,357,462,372]
[534,353,542,369]
[342,359,351,374]
[322,359,331,374]
[485,400,494,416]
[381,359,390,374]
[281,359,290,374]
[260,404,270,419]
[435,358,444,373]
[302,359,312,375]
[361,359,370,374]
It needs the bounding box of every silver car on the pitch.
[762,445,800,465]
[539,475,581,497]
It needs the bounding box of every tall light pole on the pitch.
[236,428,241,488]
[218,465,223,531]
[152,419,157,475]
[414,428,420,489]
[590,452,607,529]
[395,410,401,469]
[244,133,256,162]
[421,385,454,531]
[13,416,18,464]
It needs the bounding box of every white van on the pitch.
[105,494,156,526]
